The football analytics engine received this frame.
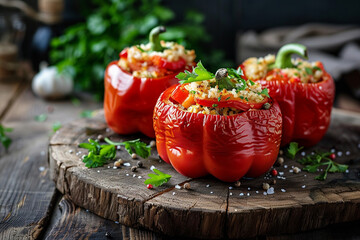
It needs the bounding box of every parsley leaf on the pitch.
[298,151,348,180]
[35,114,48,122]
[0,124,12,151]
[313,66,322,71]
[260,88,270,98]
[79,139,116,168]
[287,142,304,159]
[144,168,171,187]
[52,122,62,132]
[104,138,151,158]
[80,110,94,118]
[305,67,313,75]
[227,68,246,90]
[176,61,214,84]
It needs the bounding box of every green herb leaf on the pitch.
[212,104,218,107]
[260,88,270,98]
[35,114,48,122]
[80,110,94,118]
[189,90,196,95]
[287,142,304,159]
[298,151,348,180]
[177,61,214,84]
[313,66,322,71]
[79,138,116,168]
[217,96,222,102]
[248,80,255,86]
[305,67,313,75]
[52,122,62,132]
[104,138,151,158]
[0,124,12,150]
[144,168,171,187]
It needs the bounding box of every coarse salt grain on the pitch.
[229,186,233,190]
[39,166,45,172]
[284,165,288,169]
[138,176,142,179]
[230,192,233,196]
[123,163,131,167]
[247,187,251,190]
[247,193,250,196]
[150,165,156,171]
[345,169,349,173]
[301,151,306,156]
[281,189,286,192]
[210,191,213,194]
[113,166,117,169]
[346,151,350,155]
[267,187,274,195]
[289,169,294,173]
[69,150,73,153]
[256,191,259,194]
[97,170,100,173]
[337,151,343,157]
[263,192,267,195]
[126,174,129,176]
[302,185,306,189]
[331,149,336,153]
[239,193,244,196]
[206,184,211,188]
[175,185,182,190]
[133,174,136,177]
[172,192,176,195]
[279,172,284,176]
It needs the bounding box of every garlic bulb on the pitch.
[32,64,73,99]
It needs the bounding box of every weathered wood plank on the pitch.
[0,85,102,239]
[48,109,360,239]
[44,197,161,240]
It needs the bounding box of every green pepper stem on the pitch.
[269,43,308,69]
[149,26,166,52]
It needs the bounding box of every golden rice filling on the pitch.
[118,41,196,78]
[243,54,324,83]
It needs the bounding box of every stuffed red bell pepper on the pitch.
[153,62,282,182]
[241,44,335,147]
[104,26,196,138]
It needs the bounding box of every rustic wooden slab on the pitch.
[48,109,360,239]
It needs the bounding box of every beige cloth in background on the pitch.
[237,23,360,80]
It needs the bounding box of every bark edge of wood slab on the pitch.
[48,109,360,239]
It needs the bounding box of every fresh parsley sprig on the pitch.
[79,139,116,168]
[144,167,171,187]
[176,61,214,84]
[104,138,151,159]
[0,124,13,151]
[287,142,304,159]
[298,151,348,180]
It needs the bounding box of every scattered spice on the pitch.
[271,169,278,176]
[147,184,153,189]
[150,140,156,148]
[131,166,137,172]
[270,179,277,185]
[131,153,137,159]
[234,180,241,187]
[97,134,104,141]
[293,166,301,174]
[329,153,336,160]
[184,182,191,190]
[277,157,284,166]
[137,161,143,168]
[262,182,270,190]
[114,161,121,168]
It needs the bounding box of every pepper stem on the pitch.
[269,43,308,69]
[149,26,166,52]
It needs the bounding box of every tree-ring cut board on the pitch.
[48,108,360,239]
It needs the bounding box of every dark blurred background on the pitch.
[1,0,360,110]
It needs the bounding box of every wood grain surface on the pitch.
[48,109,360,239]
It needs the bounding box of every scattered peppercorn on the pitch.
[271,169,278,176]
[270,179,277,185]
[263,182,270,190]
[114,161,121,168]
[150,140,156,148]
[234,180,241,187]
[329,153,336,160]
[97,134,104,141]
[279,150,284,155]
[131,166,137,172]
[137,161,143,168]
[277,157,284,166]
[131,153,137,159]
[147,184,153,189]
[293,166,301,174]
[117,159,124,165]
[184,182,191,190]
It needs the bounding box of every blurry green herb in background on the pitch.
[50,0,233,100]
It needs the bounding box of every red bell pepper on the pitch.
[242,44,335,147]
[104,26,194,138]
[154,80,282,182]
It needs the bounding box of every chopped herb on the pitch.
[287,142,304,159]
[189,90,196,95]
[52,122,62,132]
[136,45,146,52]
[71,97,81,107]
[80,110,94,118]
[260,88,270,98]
[245,97,249,101]
[144,168,171,187]
[218,95,222,102]
[225,97,230,101]
[313,66,321,71]
[248,80,255,86]
[240,96,244,100]
[34,114,47,122]
[79,139,116,168]
[212,104,218,107]
[298,151,348,180]
[105,138,151,159]
[0,124,12,150]
[176,61,214,84]
[305,67,313,75]
[294,73,299,77]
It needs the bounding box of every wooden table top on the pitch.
[0,71,360,240]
